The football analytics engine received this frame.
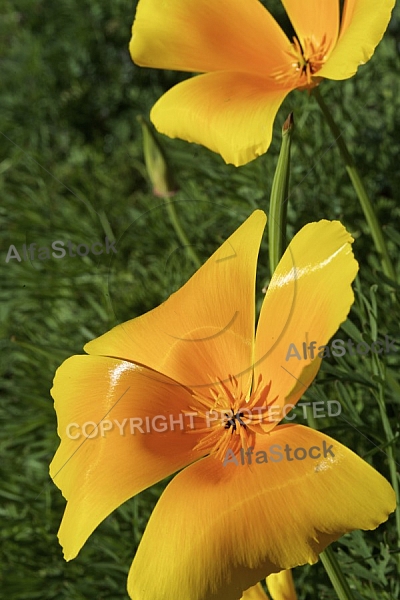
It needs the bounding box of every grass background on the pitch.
[1,0,399,598]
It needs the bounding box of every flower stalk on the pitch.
[319,547,357,600]
[313,88,396,284]
[163,198,202,269]
[268,113,293,275]
[138,115,201,269]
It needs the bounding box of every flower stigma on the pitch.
[273,35,331,90]
[186,374,278,462]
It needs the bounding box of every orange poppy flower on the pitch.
[50,211,395,599]
[129,0,395,166]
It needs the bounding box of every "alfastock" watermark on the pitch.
[4,237,117,263]
[222,441,335,467]
[285,336,397,361]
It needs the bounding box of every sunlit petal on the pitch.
[127,424,395,600]
[130,0,292,76]
[254,221,358,426]
[318,0,395,80]
[50,355,203,560]
[151,72,293,166]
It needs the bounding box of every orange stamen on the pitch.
[185,374,279,462]
[272,35,331,90]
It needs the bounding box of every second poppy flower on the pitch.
[130,0,395,166]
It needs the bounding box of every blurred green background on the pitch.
[1,0,399,598]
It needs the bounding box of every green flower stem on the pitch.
[138,115,201,270]
[313,87,396,283]
[366,288,400,564]
[320,547,357,600]
[373,364,400,567]
[268,113,293,275]
[306,407,357,600]
[163,198,202,270]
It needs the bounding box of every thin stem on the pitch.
[138,116,201,271]
[320,547,357,600]
[268,113,294,275]
[164,199,201,270]
[313,87,396,283]
[373,367,400,565]
[366,287,400,565]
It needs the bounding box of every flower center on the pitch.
[186,374,278,462]
[273,35,331,90]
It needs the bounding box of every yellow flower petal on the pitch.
[241,583,269,600]
[266,570,297,600]
[130,0,292,76]
[85,210,266,391]
[282,0,339,56]
[254,221,358,425]
[150,72,292,166]
[50,355,203,560]
[318,0,395,80]
[127,424,395,600]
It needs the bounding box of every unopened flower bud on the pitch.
[137,115,177,197]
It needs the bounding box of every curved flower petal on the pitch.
[254,221,358,425]
[281,0,339,56]
[266,570,297,600]
[241,583,269,600]
[127,424,395,600]
[85,210,266,391]
[150,72,293,166]
[130,0,292,76]
[50,355,203,560]
[318,0,395,80]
